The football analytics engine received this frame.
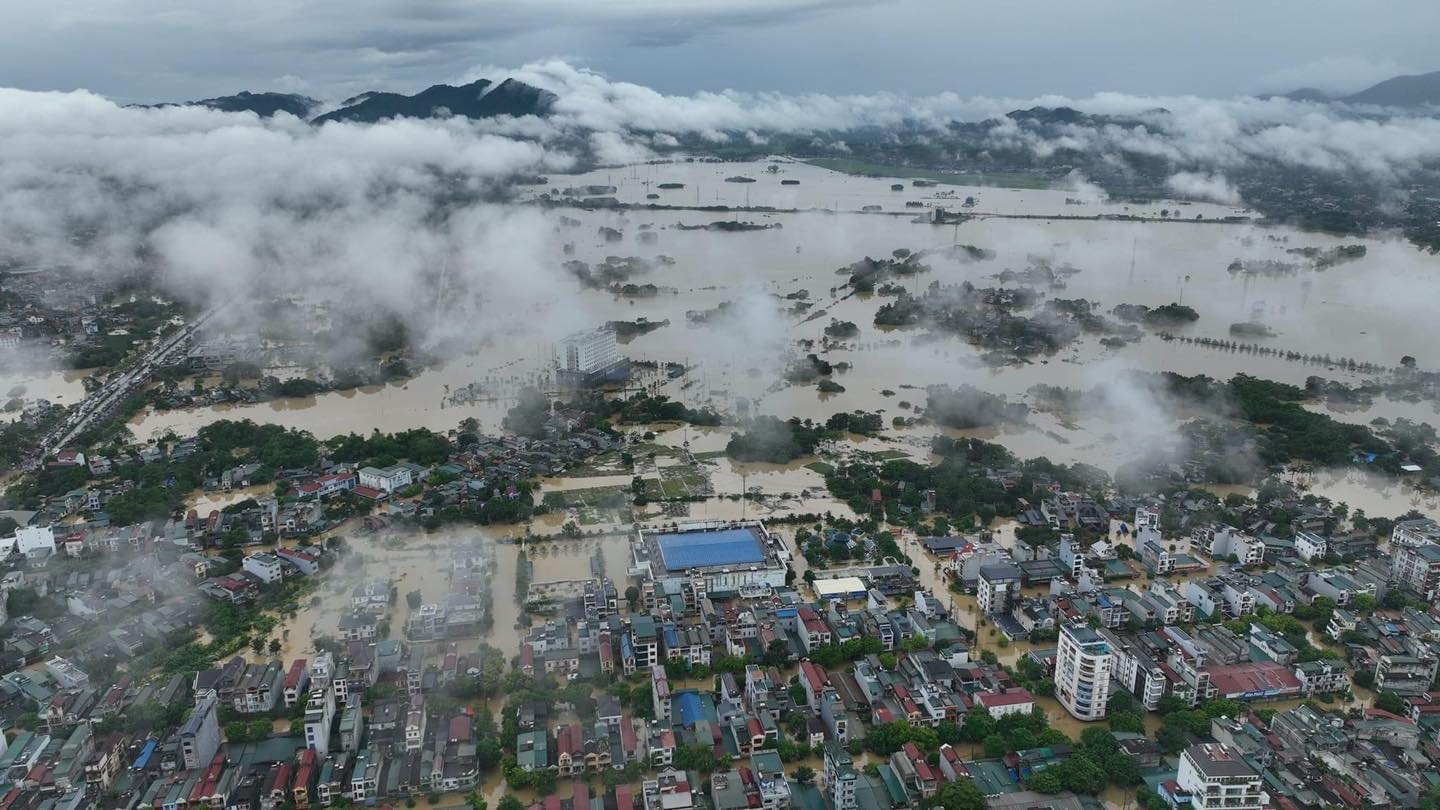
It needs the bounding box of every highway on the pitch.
[39,304,226,456]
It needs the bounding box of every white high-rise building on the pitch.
[1177,744,1265,810]
[1056,622,1112,721]
[561,328,621,375]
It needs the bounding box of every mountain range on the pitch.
[1277,69,1440,107]
[145,77,556,123]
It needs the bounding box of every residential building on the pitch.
[180,695,221,770]
[1056,623,1111,722]
[1176,744,1264,810]
[977,562,1021,616]
[1392,518,1440,548]
[243,552,284,584]
[1390,543,1440,601]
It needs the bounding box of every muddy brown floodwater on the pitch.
[136,163,1438,809]
[124,161,1440,518]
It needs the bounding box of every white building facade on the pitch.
[1056,623,1112,722]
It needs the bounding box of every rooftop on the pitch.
[656,526,766,571]
[1185,743,1258,778]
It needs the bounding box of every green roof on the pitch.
[877,764,907,804]
[517,730,549,770]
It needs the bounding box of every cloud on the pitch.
[0,85,588,368]
[1254,56,1415,97]
[1061,170,1109,203]
[1165,171,1243,205]
[5,59,1440,375]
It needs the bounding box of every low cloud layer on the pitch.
[1165,171,1243,205]
[4,60,1439,373]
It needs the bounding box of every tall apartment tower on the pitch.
[1056,622,1113,721]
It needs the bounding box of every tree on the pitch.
[1002,725,1035,751]
[268,638,282,656]
[1057,752,1108,794]
[624,586,640,610]
[1375,690,1406,715]
[960,707,995,743]
[1105,753,1143,787]
[982,735,1007,758]
[1156,725,1187,753]
[1350,593,1377,613]
[763,638,792,668]
[1108,712,1145,734]
[1108,689,1140,715]
[863,722,915,755]
[1079,727,1117,754]
[497,796,525,810]
[932,778,986,810]
[794,765,816,784]
[1155,694,1186,714]
[1030,770,1063,794]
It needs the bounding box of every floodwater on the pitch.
[125,162,1440,516]
[525,157,1246,220]
[142,161,1440,673]
[0,367,92,421]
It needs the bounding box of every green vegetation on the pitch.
[575,391,722,427]
[725,416,837,463]
[327,426,452,467]
[806,157,1052,190]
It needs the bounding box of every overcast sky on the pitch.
[5,0,1437,103]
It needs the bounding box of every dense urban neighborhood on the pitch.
[2,390,1440,810]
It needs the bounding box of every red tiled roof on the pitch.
[285,659,308,689]
[448,715,472,742]
[978,688,1035,708]
[1207,661,1302,697]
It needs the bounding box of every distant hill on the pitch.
[1276,87,1331,103]
[312,78,555,125]
[139,91,321,118]
[1341,69,1440,107]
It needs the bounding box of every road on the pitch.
[39,304,225,455]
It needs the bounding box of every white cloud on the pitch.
[1165,171,1242,205]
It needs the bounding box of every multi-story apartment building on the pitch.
[1390,543,1440,601]
[1177,744,1265,810]
[1056,623,1112,721]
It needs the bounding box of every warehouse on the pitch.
[631,520,788,598]
[812,577,868,602]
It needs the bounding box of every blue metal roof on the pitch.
[675,691,706,725]
[132,740,157,771]
[657,527,765,570]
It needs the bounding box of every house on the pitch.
[337,612,379,642]
[10,525,57,559]
[1294,531,1327,562]
[282,659,310,708]
[357,465,413,494]
[276,547,321,576]
[976,688,1036,719]
[242,552,284,584]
